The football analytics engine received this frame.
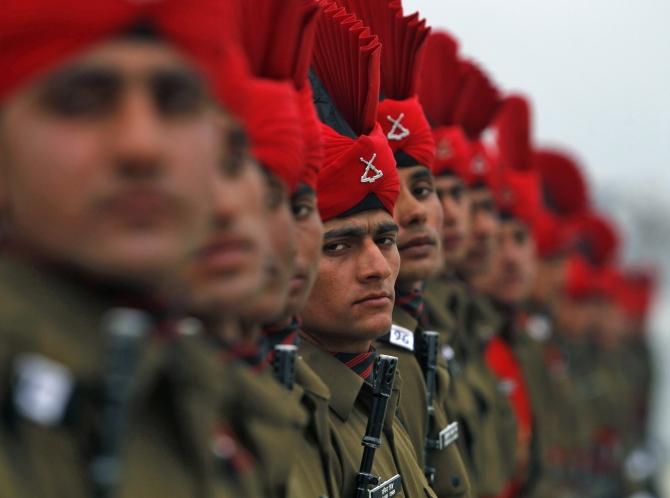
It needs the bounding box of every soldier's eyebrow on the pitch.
[409,167,433,182]
[373,222,399,237]
[324,221,398,240]
[291,183,315,199]
[323,225,366,240]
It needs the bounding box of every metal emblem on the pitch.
[360,153,384,183]
[386,113,410,141]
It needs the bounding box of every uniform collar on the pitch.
[299,340,363,421]
[295,356,331,403]
[392,304,419,333]
[298,340,403,426]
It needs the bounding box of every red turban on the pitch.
[617,270,656,320]
[242,80,304,192]
[574,211,620,268]
[494,168,542,227]
[377,96,436,167]
[0,0,230,104]
[298,84,324,191]
[317,123,399,221]
[431,126,472,179]
[467,139,499,189]
[234,0,321,192]
[564,254,598,299]
[534,148,590,217]
[533,212,578,259]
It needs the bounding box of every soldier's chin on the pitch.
[79,235,193,289]
[399,256,442,283]
[353,314,393,340]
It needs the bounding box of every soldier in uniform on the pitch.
[528,148,598,496]
[0,1,252,496]
[331,2,473,496]
[186,3,332,496]
[475,95,550,497]
[230,2,339,496]
[300,3,438,497]
[418,31,518,497]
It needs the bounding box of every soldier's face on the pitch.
[394,165,443,285]
[0,39,222,288]
[555,296,599,341]
[459,187,499,277]
[480,219,537,305]
[184,129,270,315]
[283,186,323,317]
[301,210,400,352]
[531,254,568,308]
[239,172,297,324]
[434,174,470,269]
[591,298,626,350]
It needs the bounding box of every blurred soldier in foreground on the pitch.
[0,1,242,496]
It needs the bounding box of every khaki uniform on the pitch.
[375,305,472,498]
[299,340,438,498]
[287,357,340,498]
[424,276,518,496]
[226,363,308,498]
[524,308,594,497]
[0,255,261,498]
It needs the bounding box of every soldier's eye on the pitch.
[262,172,288,211]
[450,185,464,202]
[412,182,434,199]
[40,68,120,117]
[151,70,208,116]
[221,126,250,177]
[323,242,348,253]
[514,228,528,245]
[291,199,315,220]
[376,235,397,247]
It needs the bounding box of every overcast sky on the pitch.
[405,0,670,197]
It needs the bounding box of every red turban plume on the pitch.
[312,0,399,220]
[334,0,435,167]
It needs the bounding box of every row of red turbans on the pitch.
[0,0,655,321]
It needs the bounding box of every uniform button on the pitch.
[451,476,461,488]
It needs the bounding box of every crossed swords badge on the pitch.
[360,153,383,183]
[386,113,410,141]
[437,137,453,160]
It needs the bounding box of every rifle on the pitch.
[415,330,439,484]
[354,354,402,498]
[415,330,460,486]
[272,344,297,390]
[90,308,151,498]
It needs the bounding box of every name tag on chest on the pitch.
[434,422,459,450]
[369,474,402,498]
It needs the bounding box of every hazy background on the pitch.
[403,0,670,493]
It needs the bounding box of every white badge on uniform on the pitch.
[498,378,516,396]
[389,324,414,351]
[369,473,402,498]
[526,314,552,342]
[438,421,459,449]
[441,345,455,363]
[14,354,74,426]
